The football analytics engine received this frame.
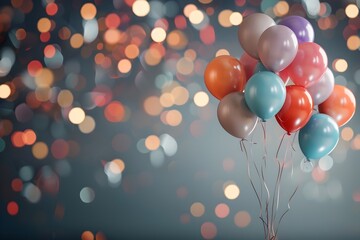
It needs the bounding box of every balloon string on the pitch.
[240,140,268,238]
[261,121,268,168]
[275,185,299,238]
[290,132,298,177]
[291,131,297,152]
[249,134,263,220]
[253,156,271,238]
[276,133,288,160]
[271,133,291,239]
[277,137,291,210]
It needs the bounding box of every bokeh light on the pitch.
[234,211,251,228]
[69,107,86,125]
[132,0,150,17]
[190,202,205,217]
[224,183,240,200]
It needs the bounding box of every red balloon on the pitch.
[285,42,327,88]
[239,52,258,82]
[318,85,356,127]
[276,85,313,134]
[204,55,246,100]
[277,69,290,85]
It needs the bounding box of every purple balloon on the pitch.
[258,25,298,72]
[278,15,314,43]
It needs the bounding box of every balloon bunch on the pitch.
[204,13,356,161]
[204,13,356,240]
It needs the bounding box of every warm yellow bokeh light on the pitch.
[144,96,163,116]
[68,107,86,124]
[151,27,166,43]
[194,91,209,107]
[183,4,198,18]
[144,48,162,66]
[190,202,205,217]
[117,59,132,74]
[32,142,49,160]
[125,44,140,59]
[171,86,189,106]
[35,68,54,87]
[0,84,11,99]
[57,89,74,108]
[333,59,348,72]
[347,35,360,51]
[218,10,233,28]
[215,49,230,57]
[184,49,197,61]
[165,110,182,126]
[145,135,160,151]
[108,159,125,174]
[229,12,243,26]
[274,1,290,17]
[351,135,360,150]
[176,57,194,75]
[345,4,359,19]
[189,10,204,24]
[160,92,175,108]
[37,18,51,33]
[224,184,240,200]
[104,29,121,45]
[79,116,96,134]
[35,87,52,102]
[167,30,188,50]
[199,0,213,4]
[341,127,354,141]
[81,3,97,20]
[132,0,150,17]
[70,33,84,49]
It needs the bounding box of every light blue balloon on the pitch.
[254,62,268,73]
[244,71,286,120]
[299,113,339,160]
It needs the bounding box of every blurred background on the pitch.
[0,0,359,239]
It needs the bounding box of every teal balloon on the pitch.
[254,62,268,73]
[244,71,286,120]
[299,113,339,160]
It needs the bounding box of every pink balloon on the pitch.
[285,42,327,88]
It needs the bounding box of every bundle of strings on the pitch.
[239,121,299,240]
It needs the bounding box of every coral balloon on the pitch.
[276,86,313,134]
[318,85,356,127]
[299,114,339,160]
[277,69,290,85]
[278,15,314,43]
[306,68,335,105]
[239,52,258,82]
[258,25,298,72]
[238,13,275,59]
[244,71,286,121]
[285,42,327,88]
[217,92,258,139]
[204,55,246,100]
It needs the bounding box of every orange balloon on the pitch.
[204,55,246,100]
[318,85,356,127]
